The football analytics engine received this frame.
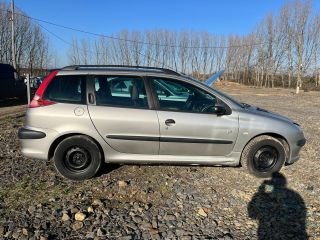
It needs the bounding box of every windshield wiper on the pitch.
[241,102,251,108]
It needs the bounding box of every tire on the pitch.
[240,135,286,178]
[54,135,102,181]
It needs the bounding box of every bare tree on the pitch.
[0,1,51,73]
[65,0,320,91]
[68,39,81,64]
[291,0,312,93]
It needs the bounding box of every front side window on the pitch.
[44,75,85,104]
[153,78,218,113]
[94,76,148,109]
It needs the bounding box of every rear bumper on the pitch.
[18,127,46,139]
[19,126,58,160]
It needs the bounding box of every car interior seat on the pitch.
[129,81,139,106]
[96,78,111,103]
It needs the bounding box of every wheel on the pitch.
[53,135,102,180]
[240,135,286,178]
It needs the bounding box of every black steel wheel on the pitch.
[54,135,102,180]
[64,146,91,172]
[241,135,286,178]
[253,146,278,172]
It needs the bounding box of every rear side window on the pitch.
[94,76,148,109]
[44,75,86,104]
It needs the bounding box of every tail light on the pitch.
[29,94,56,108]
[29,70,59,108]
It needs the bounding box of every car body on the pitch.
[18,65,306,180]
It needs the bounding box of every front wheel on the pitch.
[54,135,102,181]
[241,135,286,178]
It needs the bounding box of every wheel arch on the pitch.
[48,133,105,162]
[240,132,290,166]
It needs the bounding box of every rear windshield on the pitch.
[44,75,86,104]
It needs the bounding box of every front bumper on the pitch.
[286,137,306,165]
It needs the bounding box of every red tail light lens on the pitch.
[28,70,59,108]
[29,94,56,108]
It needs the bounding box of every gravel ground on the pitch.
[0,102,26,120]
[0,83,319,240]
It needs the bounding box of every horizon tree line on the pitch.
[1,0,319,91]
[68,0,320,90]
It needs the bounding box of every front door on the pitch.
[88,75,159,154]
[152,77,239,156]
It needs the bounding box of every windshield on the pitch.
[193,78,244,107]
[170,75,247,108]
[211,87,248,108]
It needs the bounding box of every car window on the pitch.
[44,75,86,104]
[94,76,148,109]
[153,78,218,113]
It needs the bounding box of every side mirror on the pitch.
[214,104,226,116]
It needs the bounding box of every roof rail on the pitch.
[61,65,180,76]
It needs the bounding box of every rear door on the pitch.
[151,77,239,156]
[87,75,159,154]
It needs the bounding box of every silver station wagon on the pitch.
[18,65,306,180]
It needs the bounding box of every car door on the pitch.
[151,77,239,156]
[87,75,159,154]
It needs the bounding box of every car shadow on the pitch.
[248,172,307,239]
[96,163,122,177]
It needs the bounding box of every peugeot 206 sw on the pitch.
[18,65,306,180]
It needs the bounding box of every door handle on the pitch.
[88,93,95,104]
[165,119,175,126]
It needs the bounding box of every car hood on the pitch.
[245,105,294,124]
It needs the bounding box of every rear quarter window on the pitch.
[44,75,86,104]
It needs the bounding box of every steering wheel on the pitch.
[184,95,194,111]
[200,104,216,113]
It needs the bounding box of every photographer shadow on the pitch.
[248,172,307,240]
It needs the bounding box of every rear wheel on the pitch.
[241,135,286,178]
[54,135,102,180]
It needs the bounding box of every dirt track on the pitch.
[0,105,26,119]
[0,99,26,119]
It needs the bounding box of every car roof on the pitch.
[59,65,181,76]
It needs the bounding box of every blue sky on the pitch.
[6,0,320,65]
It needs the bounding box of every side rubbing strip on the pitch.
[107,135,159,141]
[107,135,233,144]
[18,127,46,139]
[160,137,233,144]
